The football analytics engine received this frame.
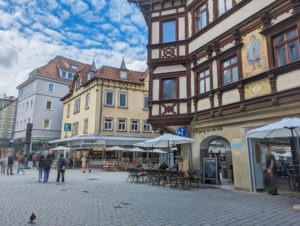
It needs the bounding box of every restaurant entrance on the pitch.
[200,136,234,185]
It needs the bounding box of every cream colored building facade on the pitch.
[131,0,300,191]
[60,59,156,143]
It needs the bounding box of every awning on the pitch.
[49,134,155,146]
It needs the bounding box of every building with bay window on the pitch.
[130,0,300,192]
[13,56,87,153]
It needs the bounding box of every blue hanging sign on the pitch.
[177,127,187,137]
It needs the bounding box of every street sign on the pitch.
[64,123,71,131]
[177,127,187,137]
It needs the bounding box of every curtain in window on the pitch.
[288,40,300,62]
[276,46,287,67]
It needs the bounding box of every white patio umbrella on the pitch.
[125,147,147,152]
[246,117,300,189]
[106,146,127,151]
[141,134,195,166]
[51,146,68,151]
[152,149,167,154]
[141,133,195,147]
[246,117,300,138]
[50,146,69,158]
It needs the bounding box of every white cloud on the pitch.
[47,0,59,10]
[71,0,88,14]
[89,0,106,11]
[0,9,14,29]
[0,0,148,97]
[100,23,114,31]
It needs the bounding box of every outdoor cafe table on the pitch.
[127,168,202,189]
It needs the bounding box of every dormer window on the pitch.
[68,72,73,79]
[88,72,95,80]
[120,71,127,80]
[61,71,67,78]
[60,69,73,79]
[70,64,78,69]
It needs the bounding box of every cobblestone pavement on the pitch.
[0,167,300,226]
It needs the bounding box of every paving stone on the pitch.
[0,167,299,225]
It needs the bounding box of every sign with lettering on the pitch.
[64,123,71,131]
[203,158,218,182]
[192,126,223,135]
[232,138,243,147]
[177,127,187,137]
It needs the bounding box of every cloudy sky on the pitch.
[0,0,147,97]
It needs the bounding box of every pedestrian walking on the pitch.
[0,152,7,175]
[7,153,14,175]
[38,155,45,182]
[263,147,278,195]
[56,154,67,183]
[43,155,52,183]
[17,153,25,174]
[32,153,37,167]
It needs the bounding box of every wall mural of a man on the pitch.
[247,34,261,69]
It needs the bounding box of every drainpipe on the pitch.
[99,79,104,134]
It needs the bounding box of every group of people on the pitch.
[0,152,27,175]
[0,152,68,184]
[38,154,67,183]
[0,152,14,175]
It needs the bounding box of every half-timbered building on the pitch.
[130,0,300,191]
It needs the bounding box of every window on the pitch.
[162,79,177,100]
[72,122,79,135]
[162,21,176,43]
[84,119,88,133]
[119,93,127,108]
[105,91,114,106]
[26,102,29,110]
[70,64,77,69]
[61,71,67,78]
[68,72,73,79]
[118,119,126,131]
[74,99,80,113]
[48,83,54,92]
[104,118,113,131]
[273,28,300,67]
[198,69,210,94]
[144,96,149,109]
[218,0,233,16]
[131,120,139,132]
[221,55,239,85]
[88,72,94,80]
[30,100,33,109]
[120,71,127,79]
[44,119,50,130]
[46,101,52,110]
[194,3,207,33]
[85,93,90,109]
[67,103,70,116]
[143,121,150,133]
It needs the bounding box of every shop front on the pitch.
[49,135,153,168]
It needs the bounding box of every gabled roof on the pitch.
[30,55,89,82]
[95,66,144,84]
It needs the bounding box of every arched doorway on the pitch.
[200,136,233,184]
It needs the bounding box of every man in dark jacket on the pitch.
[7,153,14,175]
[56,154,67,183]
[38,155,45,182]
